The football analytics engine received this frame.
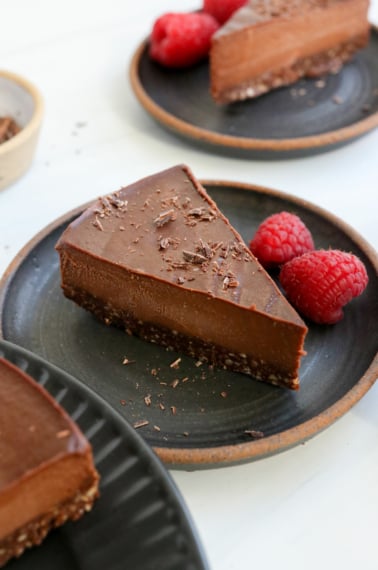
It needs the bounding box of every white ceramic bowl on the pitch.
[0,70,43,191]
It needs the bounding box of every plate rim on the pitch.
[129,26,378,154]
[0,337,210,567]
[0,180,377,468]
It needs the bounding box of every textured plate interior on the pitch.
[0,339,209,570]
[130,27,378,158]
[0,182,377,469]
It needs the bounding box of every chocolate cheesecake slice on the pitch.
[210,0,371,103]
[0,358,99,567]
[56,164,307,389]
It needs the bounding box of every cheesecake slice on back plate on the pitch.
[210,0,371,103]
[56,164,307,390]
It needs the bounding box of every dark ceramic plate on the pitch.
[0,339,209,570]
[0,182,377,469]
[130,26,378,158]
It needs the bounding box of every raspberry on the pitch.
[249,211,315,268]
[203,0,248,24]
[149,12,219,68]
[279,250,369,324]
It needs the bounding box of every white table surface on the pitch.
[1,1,377,569]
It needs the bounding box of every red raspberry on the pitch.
[279,250,369,324]
[203,0,248,24]
[249,211,315,268]
[149,12,219,68]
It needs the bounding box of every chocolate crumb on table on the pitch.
[0,116,21,144]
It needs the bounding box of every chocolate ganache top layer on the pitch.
[0,358,88,491]
[57,164,305,325]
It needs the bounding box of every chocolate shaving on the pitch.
[159,237,171,250]
[0,116,20,144]
[245,429,265,439]
[108,193,127,210]
[159,236,181,251]
[182,250,207,264]
[211,241,224,252]
[223,274,240,290]
[187,207,206,217]
[230,241,244,254]
[187,207,216,221]
[161,195,179,209]
[100,196,112,211]
[170,357,181,369]
[197,239,213,259]
[153,209,175,228]
[220,245,230,259]
[92,216,104,231]
[170,261,188,270]
[134,419,149,429]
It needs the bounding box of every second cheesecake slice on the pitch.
[56,165,307,389]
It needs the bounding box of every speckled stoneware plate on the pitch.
[0,339,209,570]
[0,182,377,470]
[130,26,378,158]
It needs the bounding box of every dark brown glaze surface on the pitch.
[56,164,304,324]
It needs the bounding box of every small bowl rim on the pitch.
[0,69,43,155]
